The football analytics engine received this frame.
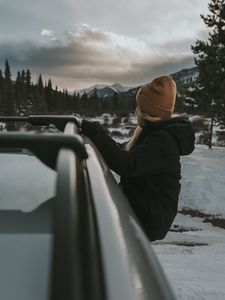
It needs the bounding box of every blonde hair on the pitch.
[125,107,162,151]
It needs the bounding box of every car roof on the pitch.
[0,151,56,212]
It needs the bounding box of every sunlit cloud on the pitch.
[40,29,57,42]
[0,24,195,90]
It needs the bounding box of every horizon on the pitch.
[0,60,197,94]
[0,0,208,90]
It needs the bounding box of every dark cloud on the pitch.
[78,55,194,85]
[0,0,76,42]
[0,27,195,89]
[0,0,208,44]
[70,0,208,43]
[0,0,209,88]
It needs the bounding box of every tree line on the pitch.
[0,60,73,115]
[0,60,136,116]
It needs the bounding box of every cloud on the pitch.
[41,29,55,37]
[0,24,196,89]
[0,0,208,49]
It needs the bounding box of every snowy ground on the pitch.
[153,213,225,300]
[153,145,225,300]
[179,145,225,217]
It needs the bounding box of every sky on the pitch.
[0,0,209,90]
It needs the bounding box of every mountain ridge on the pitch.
[76,67,198,99]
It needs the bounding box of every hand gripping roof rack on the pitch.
[0,115,106,300]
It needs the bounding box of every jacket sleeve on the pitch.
[81,120,171,177]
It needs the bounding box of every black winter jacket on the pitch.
[81,114,195,241]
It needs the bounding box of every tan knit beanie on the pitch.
[136,75,176,119]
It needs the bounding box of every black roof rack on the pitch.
[0,132,87,169]
[52,141,105,300]
[0,115,86,169]
[0,115,80,131]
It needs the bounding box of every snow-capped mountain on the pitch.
[171,67,198,84]
[77,83,136,98]
[76,67,198,99]
[110,83,133,93]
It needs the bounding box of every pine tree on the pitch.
[0,69,3,97]
[25,69,33,114]
[15,71,22,113]
[3,60,14,115]
[72,92,78,111]
[38,74,44,94]
[25,69,31,99]
[81,91,88,111]
[21,70,26,83]
[4,60,11,86]
[0,69,4,114]
[46,78,53,112]
[36,74,46,112]
[47,78,52,90]
[191,0,225,148]
[15,71,21,95]
[112,92,119,111]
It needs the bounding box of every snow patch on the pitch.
[153,213,225,300]
[179,145,225,217]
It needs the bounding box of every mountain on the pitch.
[76,67,198,99]
[171,67,198,84]
[77,83,135,98]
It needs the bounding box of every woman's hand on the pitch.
[80,119,103,137]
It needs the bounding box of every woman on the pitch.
[80,75,195,241]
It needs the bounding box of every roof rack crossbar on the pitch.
[52,149,105,300]
[0,133,88,169]
[0,115,80,132]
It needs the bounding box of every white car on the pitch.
[0,115,176,300]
